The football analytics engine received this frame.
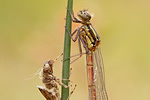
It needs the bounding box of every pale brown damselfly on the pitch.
[65,9,108,100]
[37,53,76,100]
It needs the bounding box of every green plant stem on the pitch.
[61,0,73,100]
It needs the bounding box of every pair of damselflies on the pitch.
[65,9,109,100]
[38,9,108,100]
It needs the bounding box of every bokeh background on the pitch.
[0,0,150,100]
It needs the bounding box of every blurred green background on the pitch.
[0,0,150,100]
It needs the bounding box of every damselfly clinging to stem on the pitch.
[65,9,108,100]
[37,53,76,100]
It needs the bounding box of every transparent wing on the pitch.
[93,46,108,100]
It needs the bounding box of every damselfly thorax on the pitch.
[80,24,101,52]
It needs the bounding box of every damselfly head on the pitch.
[77,9,91,21]
[43,60,54,73]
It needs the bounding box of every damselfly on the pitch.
[65,9,108,100]
[37,53,76,100]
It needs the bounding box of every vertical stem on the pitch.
[61,0,73,100]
